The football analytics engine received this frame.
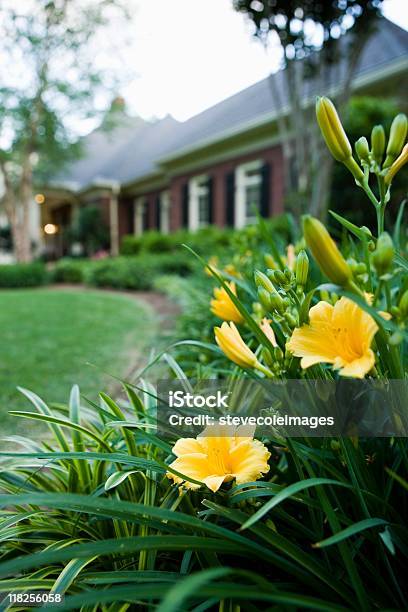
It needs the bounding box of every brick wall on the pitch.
[168,143,284,231]
[117,143,285,240]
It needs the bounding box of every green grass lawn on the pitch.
[0,288,155,436]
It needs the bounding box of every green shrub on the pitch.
[121,226,235,256]
[140,230,176,253]
[120,235,142,255]
[87,253,194,290]
[51,258,89,283]
[0,262,48,287]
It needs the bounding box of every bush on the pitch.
[120,235,142,255]
[87,253,195,290]
[51,258,89,283]
[121,226,235,256]
[140,231,176,253]
[0,262,48,287]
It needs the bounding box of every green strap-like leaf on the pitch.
[240,478,351,530]
[313,518,388,549]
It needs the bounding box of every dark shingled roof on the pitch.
[54,18,408,191]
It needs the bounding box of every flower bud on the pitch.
[254,270,275,293]
[370,125,385,165]
[303,215,352,286]
[295,249,309,287]
[316,96,351,162]
[264,253,277,269]
[355,136,370,163]
[273,346,284,362]
[258,286,272,311]
[399,290,408,319]
[389,331,404,346]
[384,113,407,168]
[269,291,285,315]
[372,232,394,275]
[384,144,408,185]
[253,301,263,317]
[262,347,274,367]
[316,96,364,182]
[271,270,287,287]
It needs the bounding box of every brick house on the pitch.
[40,19,408,257]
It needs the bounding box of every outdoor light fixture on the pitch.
[35,193,45,204]
[44,223,58,235]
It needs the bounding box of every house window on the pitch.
[160,191,170,234]
[189,175,210,230]
[134,197,146,235]
[235,160,263,228]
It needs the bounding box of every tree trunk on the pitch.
[0,159,33,263]
[19,160,34,262]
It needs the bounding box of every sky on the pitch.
[1,0,407,140]
[107,0,408,126]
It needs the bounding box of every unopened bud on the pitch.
[258,287,272,311]
[262,347,274,367]
[273,346,284,362]
[253,302,263,316]
[284,312,298,328]
[372,232,394,275]
[295,249,309,286]
[271,270,287,287]
[361,226,372,238]
[355,136,370,163]
[303,215,352,286]
[316,96,364,182]
[254,270,275,293]
[384,144,408,185]
[284,268,294,282]
[384,113,407,168]
[370,125,385,166]
[355,263,367,275]
[316,96,351,162]
[399,290,408,318]
[264,254,277,269]
[389,331,404,346]
[270,291,285,315]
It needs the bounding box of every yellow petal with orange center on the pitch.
[287,297,378,378]
[167,428,270,492]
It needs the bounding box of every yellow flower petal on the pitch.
[260,318,277,347]
[167,429,270,492]
[172,438,204,457]
[287,297,378,378]
[210,282,244,323]
[215,322,258,369]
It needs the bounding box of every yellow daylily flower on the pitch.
[287,297,379,378]
[260,318,277,347]
[211,282,244,323]
[215,321,258,368]
[167,425,270,492]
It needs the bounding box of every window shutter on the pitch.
[182,183,189,228]
[225,171,235,227]
[155,196,161,230]
[260,162,271,218]
[207,176,214,224]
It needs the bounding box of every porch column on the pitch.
[109,189,120,256]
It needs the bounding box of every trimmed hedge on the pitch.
[51,259,89,284]
[120,226,234,256]
[87,253,195,290]
[0,263,48,288]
